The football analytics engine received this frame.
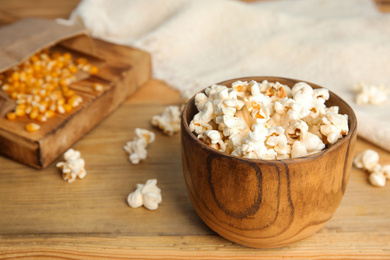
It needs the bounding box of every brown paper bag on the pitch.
[0,18,91,117]
[0,18,88,73]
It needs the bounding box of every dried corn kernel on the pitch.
[25,123,40,132]
[1,49,97,130]
[89,65,99,75]
[93,83,103,92]
[6,112,17,120]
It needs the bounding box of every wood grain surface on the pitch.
[0,1,390,259]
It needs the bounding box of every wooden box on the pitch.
[0,35,151,168]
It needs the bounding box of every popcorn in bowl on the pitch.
[189,80,349,160]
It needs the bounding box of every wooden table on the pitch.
[0,1,389,259]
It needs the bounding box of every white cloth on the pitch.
[68,0,390,152]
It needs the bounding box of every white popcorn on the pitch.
[354,149,389,187]
[291,141,308,158]
[353,149,380,172]
[56,148,86,183]
[222,115,247,136]
[198,130,226,152]
[127,179,162,210]
[190,80,349,160]
[292,82,313,109]
[195,92,209,111]
[205,84,228,97]
[382,165,390,179]
[232,81,250,97]
[151,105,181,136]
[354,82,388,105]
[124,128,155,164]
[320,112,349,145]
[285,120,309,144]
[313,88,330,102]
[369,171,386,187]
[127,184,144,208]
[301,132,325,152]
[265,82,288,101]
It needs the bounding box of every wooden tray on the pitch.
[0,35,151,168]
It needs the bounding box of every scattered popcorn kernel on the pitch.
[127,179,162,210]
[354,82,388,105]
[56,148,86,183]
[353,149,379,172]
[25,123,40,132]
[369,171,386,187]
[124,128,155,164]
[189,80,349,160]
[151,105,181,136]
[354,149,389,187]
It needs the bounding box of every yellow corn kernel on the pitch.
[57,98,65,106]
[68,65,78,74]
[93,83,103,92]
[63,103,73,113]
[68,95,82,107]
[75,57,87,65]
[52,52,61,59]
[29,109,39,120]
[57,105,65,114]
[63,52,72,61]
[89,65,99,75]
[45,110,55,118]
[63,89,75,98]
[15,105,26,117]
[10,91,19,99]
[6,112,17,120]
[11,72,20,82]
[25,123,40,132]
[36,114,47,122]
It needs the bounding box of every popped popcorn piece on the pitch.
[127,179,162,210]
[151,105,181,136]
[189,102,214,135]
[124,128,155,164]
[369,171,386,187]
[300,132,325,152]
[320,112,349,145]
[354,82,389,105]
[382,165,390,179]
[198,130,226,152]
[354,149,390,187]
[56,148,86,183]
[189,80,349,160]
[285,120,309,144]
[291,141,308,158]
[353,149,379,172]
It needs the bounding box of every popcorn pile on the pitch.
[354,82,389,105]
[151,105,181,136]
[354,149,390,187]
[127,179,162,210]
[189,80,349,160]
[124,128,155,164]
[56,148,86,183]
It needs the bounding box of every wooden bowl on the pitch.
[181,76,358,248]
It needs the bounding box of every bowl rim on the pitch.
[181,76,358,164]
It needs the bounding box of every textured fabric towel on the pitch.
[67,0,390,152]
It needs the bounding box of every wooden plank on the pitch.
[0,36,151,168]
